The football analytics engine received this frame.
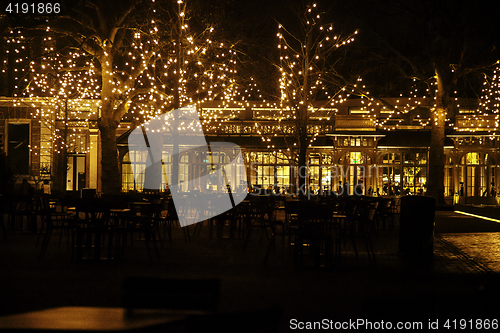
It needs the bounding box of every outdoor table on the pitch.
[127,202,152,218]
[332,214,347,224]
[72,202,116,261]
[110,208,131,218]
[109,208,132,259]
[0,306,189,332]
[129,201,150,207]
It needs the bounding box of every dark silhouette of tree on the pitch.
[10,0,240,194]
[339,0,500,204]
[275,1,358,196]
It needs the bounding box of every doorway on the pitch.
[459,153,493,204]
[7,122,30,175]
[67,155,86,192]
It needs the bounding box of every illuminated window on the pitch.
[349,108,369,114]
[39,122,52,176]
[381,153,400,164]
[247,151,291,189]
[122,150,147,192]
[337,152,372,196]
[459,108,475,114]
[459,153,491,197]
[404,152,427,165]
[339,152,371,165]
[402,166,426,195]
[401,151,427,195]
[465,152,480,165]
[309,153,320,165]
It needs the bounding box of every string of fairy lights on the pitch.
[271,2,359,157]
[476,64,500,136]
[128,0,245,128]
[4,1,500,167]
[9,0,246,156]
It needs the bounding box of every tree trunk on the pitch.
[52,102,68,195]
[428,108,446,205]
[297,138,308,198]
[52,140,67,194]
[98,53,121,195]
[427,69,450,206]
[296,105,309,199]
[99,115,121,194]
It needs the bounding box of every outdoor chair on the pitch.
[340,200,378,264]
[72,199,117,261]
[241,196,273,252]
[9,194,35,233]
[262,196,289,264]
[125,201,162,262]
[284,200,301,250]
[374,198,392,230]
[37,196,76,259]
[156,197,173,242]
[165,196,191,242]
[293,202,336,268]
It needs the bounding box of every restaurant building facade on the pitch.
[2,96,499,205]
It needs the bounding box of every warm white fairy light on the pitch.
[8,0,496,188]
[5,0,251,187]
[473,64,500,134]
[16,46,101,156]
[10,0,248,151]
[268,2,360,160]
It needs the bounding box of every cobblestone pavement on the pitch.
[434,210,500,275]
[438,233,500,273]
[1,209,500,332]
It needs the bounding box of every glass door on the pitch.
[66,155,86,192]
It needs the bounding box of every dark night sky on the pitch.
[219,0,500,98]
[3,0,500,98]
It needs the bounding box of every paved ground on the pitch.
[435,208,500,274]
[1,208,500,332]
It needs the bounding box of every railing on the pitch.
[334,116,376,130]
[202,120,336,135]
[455,115,498,130]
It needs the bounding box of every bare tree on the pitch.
[22,0,239,194]
[343,0,500,204]
[275,2,358,196]
[21,47,101,193]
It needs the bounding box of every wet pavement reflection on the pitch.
[439,233,500,272]
[435,210,500,273]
